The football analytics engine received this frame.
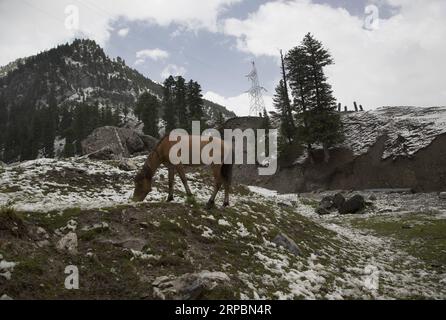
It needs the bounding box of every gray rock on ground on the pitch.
[333,193,346,209]
[118,159,138,171]
[272,233,300,256]
[152,271,230,300]
[339,195,366,215]
[56,232,78,255]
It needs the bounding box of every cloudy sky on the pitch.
[1,0,445,115]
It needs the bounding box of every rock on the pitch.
[118,159,137,171]
[86,146,116,160]
[272,233,300,256]
[333,193,346,209]
[56,232,78,255]
[81,222,109,232]
[316,196,335,215]
[369,194,378,201]
[439,192,446,200]
[339,195,366,215]
[0,161,6,168]
[0,294,13,300]
[319,196,334,210]
[36,240,50,248]
[36,227,49,239]
[316,207,331,216]
[152,271,230,300]
[81,126,156,159]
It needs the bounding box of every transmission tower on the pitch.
[246,61,267,116]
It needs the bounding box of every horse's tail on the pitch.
[221,149,234,185]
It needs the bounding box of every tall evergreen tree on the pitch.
[286,33,343,162]
[42,105,56,158]
[273,80,295,145]
[215,111,225,129]
[301,33,343,161]
[162,76,176,132]
[175,76,188,130]
[0,95,7,155]
[186,80,204,130]
[137,92,160,138]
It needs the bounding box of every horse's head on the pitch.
[132,165,153,202]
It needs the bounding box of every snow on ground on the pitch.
[342,106,446,159]
[1,157,446,299]
[248,186,446,299]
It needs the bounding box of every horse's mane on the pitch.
[139,133,171,179]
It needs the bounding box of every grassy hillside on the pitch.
[0,157,445,299]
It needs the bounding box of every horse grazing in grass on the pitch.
[132,135,233,209]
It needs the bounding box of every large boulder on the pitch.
[339,195,366,215]
[333,193,346,209]
[152,271,231,300]
[81,126,157,159]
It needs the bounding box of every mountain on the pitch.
[0,39,236,163]
[0,39,235,119]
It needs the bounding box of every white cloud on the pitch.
[0,0,242,65]
[136,48,170,63]
[223,0,446,108]
[161,64,187,79]
[117,28,129,37]
[204,91,274,117]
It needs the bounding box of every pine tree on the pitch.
[215,111,225,129]
[301,33,343,162]
[186,80,204,131]
[273,80,295,145]
[175,76,188,130]
[286,44,314,158]
[138,92,160,138]
[286,33,343,162]
[42,105,56,158]
[0,95,7,156]
[162,76,176,132]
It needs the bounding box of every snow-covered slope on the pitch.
[342,106,446,159]
[1,157,445,299]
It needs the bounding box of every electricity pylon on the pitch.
[246,61,267,116]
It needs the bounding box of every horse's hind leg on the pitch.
[206,182,222,210]
[167,166,175,202]
[176,165,192,197]
[223,182,230,207]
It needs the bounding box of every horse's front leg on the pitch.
[176,165,193,197]
[167,166,175,202]
[206,182,222,210]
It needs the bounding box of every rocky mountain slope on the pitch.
[227,107,446,193]
[1,157,445,299]
[342,106,446,160]
[0,39,235,121]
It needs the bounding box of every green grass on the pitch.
[350,214,446,266]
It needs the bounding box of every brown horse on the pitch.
[132,135,233,209]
